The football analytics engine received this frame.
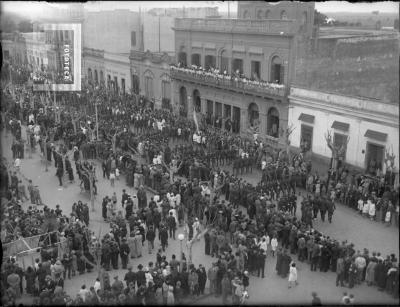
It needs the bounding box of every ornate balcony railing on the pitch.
[170,66,286,97]
[173,18,296,36]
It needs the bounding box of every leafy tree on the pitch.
[314,9,328,26]
[1,17,16,33]
[18,20,33,32]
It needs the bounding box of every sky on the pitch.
[1,1,399,19]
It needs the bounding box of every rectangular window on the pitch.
[251,61,261,80]
[232,58,243,75]
[204,55,216,71]
[145,77,153,98]
[121,78,125,94]
[232,106,241,134]
[131,31,136,47]
[162,80,171,99]
[300,124,313,152]
[114,76,118,93]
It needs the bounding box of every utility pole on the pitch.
[158,15,161,53]
[95,101,99,141]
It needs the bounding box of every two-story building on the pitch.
[171,1,315,142]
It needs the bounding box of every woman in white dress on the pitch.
[362,201,370,217]
[368,199,376,221]
[288,261,298,288]
[271,236,278,257]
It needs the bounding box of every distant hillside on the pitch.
[325,12,398,28]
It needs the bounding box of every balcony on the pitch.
[170,66,286,97]
[173,18,296,36]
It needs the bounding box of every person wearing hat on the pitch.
[124,266,136,288]
[136,264,146,288]
[232,277,244,305]
[120,238,131,269]
[112,275,124,297]
[311,292,322,305]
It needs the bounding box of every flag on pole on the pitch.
[193,106,200,133]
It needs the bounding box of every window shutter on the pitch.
[280,65,285,84]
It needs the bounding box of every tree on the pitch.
[18,20,33,33]
[1,17,17,33]
[325,130,349,182]
[279,124,295,163]
[314,10,328,26]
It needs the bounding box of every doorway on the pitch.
[300,124,313,152]
[366,142,384,175]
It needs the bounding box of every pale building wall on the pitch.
[83,10,140,54]
[288,87,399,171]
[143,14,175,53]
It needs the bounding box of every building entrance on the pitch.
[366,143,384,175]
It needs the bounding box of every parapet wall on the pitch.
[294,35,399,103]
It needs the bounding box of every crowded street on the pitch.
[1,1,399,306]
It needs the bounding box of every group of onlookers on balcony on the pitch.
[172,63,285,92]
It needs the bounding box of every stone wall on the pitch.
[294,35,399,104]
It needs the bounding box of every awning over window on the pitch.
[232,45,246,53]
[248,47,263,55]
[298,113,315,124]
[204,43,216,50]
[364,129,387,142]
[192,41,202,48]
[331,121,349,132]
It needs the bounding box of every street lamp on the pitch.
[178,233,184,272]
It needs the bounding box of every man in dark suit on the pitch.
[166,212,176,240]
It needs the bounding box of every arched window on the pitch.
[302,11,308,25]
[257,10,263,19]
[94,70,98,84]
[132,75,139,94]
[267,107,280,138]
[100,70,104,84]
[144,76,153,99]
[88,68,92,81]
[280,10,287,20]
[243,10,249,19]
[265,10,270,19]
[161,80,171,110]
[270,56,284,84]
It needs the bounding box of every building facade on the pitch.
[130,50,175,109]
[171,1,315,141]
[288,86,399,174]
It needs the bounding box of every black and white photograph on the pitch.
[0,1,399,305]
